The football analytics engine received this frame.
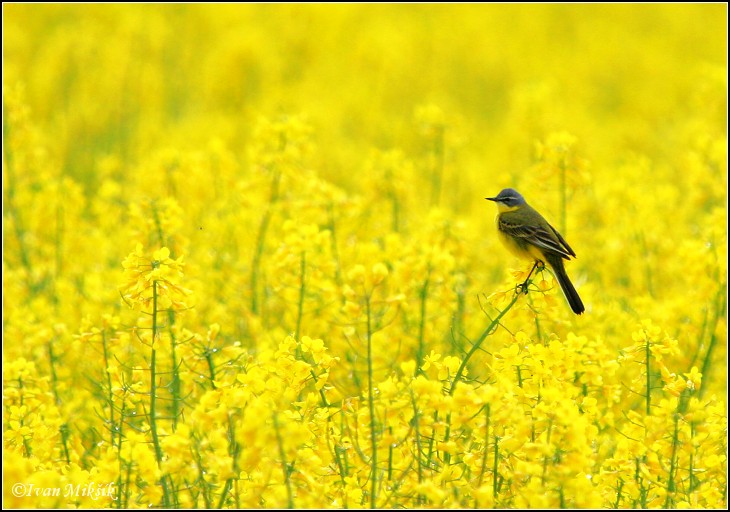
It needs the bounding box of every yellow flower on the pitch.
[496,342,523,367]
[301,335,325,355]
[683,366,702,391]
[370,262,389,287]
[438,355,462,381]
[421,350,440,371]
[346,264,366,285]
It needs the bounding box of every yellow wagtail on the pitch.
[486,188,585,315]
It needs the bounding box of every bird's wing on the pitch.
[498,216,574,260]
[547,222,577,258]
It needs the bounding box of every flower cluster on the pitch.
[4,4,726,509]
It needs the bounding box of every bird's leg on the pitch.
[516,260,544,295]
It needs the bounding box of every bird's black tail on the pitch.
[545,255,585,315]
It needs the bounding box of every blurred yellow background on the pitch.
[3,4,727,509]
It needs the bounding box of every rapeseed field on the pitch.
[3,4,727,509]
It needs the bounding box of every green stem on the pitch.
[645,338,651,416]
[116,399,128,509]
[386,425,393,482]
[149,280,170,506]
[54,178,64,299]
[477,404,491,488]
[122,460,132,508]
[168,310,180,428]
[295,251,306,348]
[492,435,500,504]
[205,350,217,389]
[409,391,424,506]
[101,330,118,448]
[273,412,294,508]
[541,418,553,485]
[365,295,378,509]
[635,457,648,508]
[338,410,350,483]
[326,202,344,288]
[328,414,348,492]
[688,421,697,492]
[442,287,521,464]
[527,293,544,344]
[416,266,431,374]
[217,414,241,508]
[292,250,329,407]
[449,290,521,397]
[47,338,70,464]
[614,478,623,508]
[426,411,438,474]
[192,437,212,508]
[452,278,466,354]
[665,395,684,508]
[699,279,726,399]
[250,169,281,315]
[17,378,33,457]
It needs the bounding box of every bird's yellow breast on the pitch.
[494,211,544,262]
[495,221,531,260]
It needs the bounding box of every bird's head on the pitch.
[486,188,526,211]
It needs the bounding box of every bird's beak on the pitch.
[485,197,497,202]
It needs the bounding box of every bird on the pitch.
[485,188,585,314]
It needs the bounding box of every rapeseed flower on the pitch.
[3,4,726,509]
